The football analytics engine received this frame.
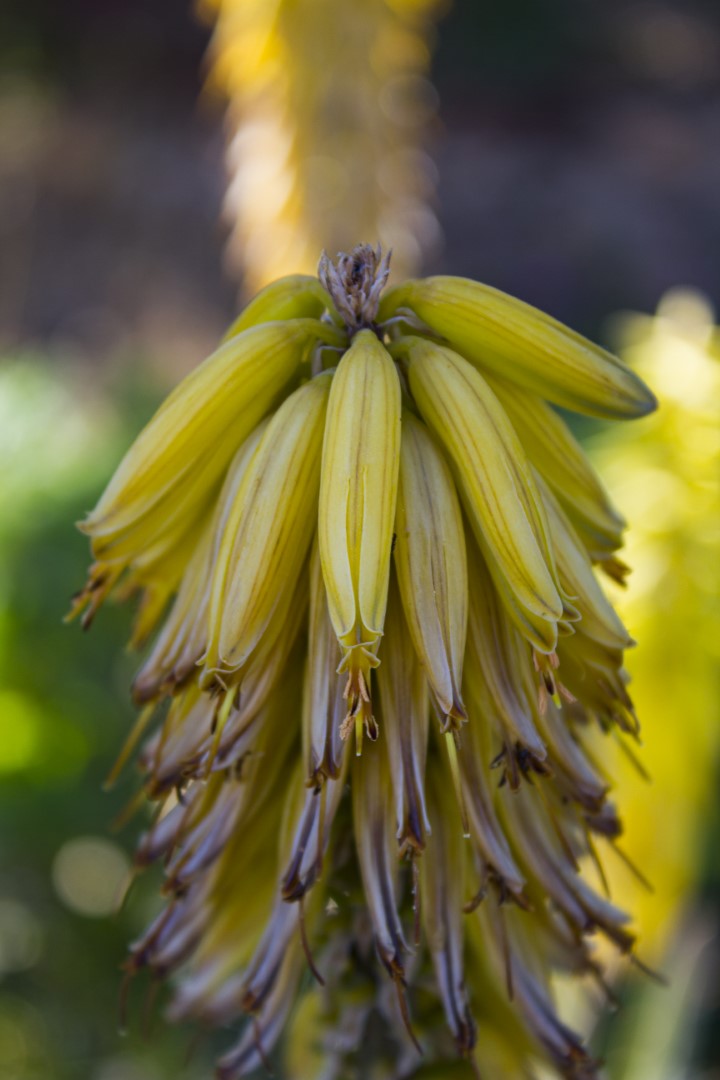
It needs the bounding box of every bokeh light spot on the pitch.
[0,900,43,976]
[0,994,47,1077]
[52,836,130,918]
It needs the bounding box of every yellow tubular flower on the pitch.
[352,730,408,986]
[302,541,347,789]
[70,317,343,630]
[487,377,627,562]
[86,320,339,542]
[318,291,401,746]
[421,768,476,1058]
[205,371,332,675]
[394,410,468,726]
[396,335,566,653]
[132,418,269,703]
[380,276,658,419]
[318,329,401,659]
[221,273,334,341]
[377,575,431,855]
[74,245,657,1080]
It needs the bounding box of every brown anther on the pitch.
[387,959,422,1055]
[340,666,378,743]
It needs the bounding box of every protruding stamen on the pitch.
[104,703,156,790]
[340,665,378,754]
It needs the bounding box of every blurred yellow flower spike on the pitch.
[588,290,720,963]
[200,0,444,289]
[74,245,659,1080]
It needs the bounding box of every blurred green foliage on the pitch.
[0,355,222,1079]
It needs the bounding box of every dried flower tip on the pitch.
[318,244,391,332]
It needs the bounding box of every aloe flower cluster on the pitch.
[73,246,656,1079]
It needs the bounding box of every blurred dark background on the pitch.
[0,2,718,1078]
[2,0,720,364]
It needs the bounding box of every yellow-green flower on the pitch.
[73,245,656,1079]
